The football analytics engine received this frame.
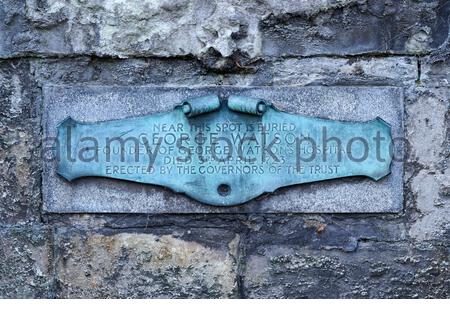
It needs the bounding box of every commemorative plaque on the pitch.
[43,86,403,213]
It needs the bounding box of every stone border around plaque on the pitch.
[42,85,404,214]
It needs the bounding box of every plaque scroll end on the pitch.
[228,95,270,116]
[178,94,220,117]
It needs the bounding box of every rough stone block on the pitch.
[271,57,418,86]
[242,241,449,298]
[421,59,450,87]
[406,88,449,168]
[0,226,53,298]
[409,168,450,242]
[54,228,239,298]
[404,87,449,242]
[0,60,41,224]
[1,1,448,58]
[29,56,418,88]
[260,0,450,57]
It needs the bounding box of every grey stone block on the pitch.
[405,87,450,242]
[240,216,447,299]
[0,226,53,298]
[29,56,418,88]
[270,57,418,87]
[242,241,450,298]
[54,228,239,298]
[43,85,403,213]
[422,59,450,87]
[0,60,41,224]
[1,1,448,58]
[260,0,450,57]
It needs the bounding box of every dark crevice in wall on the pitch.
[0,51,436,62]
[235,229,249,299]
[417,58,422,84]
[36,84,46,225]
[48,225,59,299]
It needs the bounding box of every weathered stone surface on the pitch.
[242,241,449,298]
[405,87,449,242]
[29,56,418,87]
[0,226,53,298]
[30,57,216,86]
[42,85,403,213]
[55,228,238,298]
[261,0,449,57]
[421,14,450,86]
[0,60,41,224]
[406,88,449,168]
[243,214,408,251]
[271,57,418,86]
[1,1,448,58]
[239,214,448,299]
[422,59,450,87]
[409,168,450,241]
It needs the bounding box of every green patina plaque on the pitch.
[56,94,393,206]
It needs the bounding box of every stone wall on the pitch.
[0,0,449,298]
